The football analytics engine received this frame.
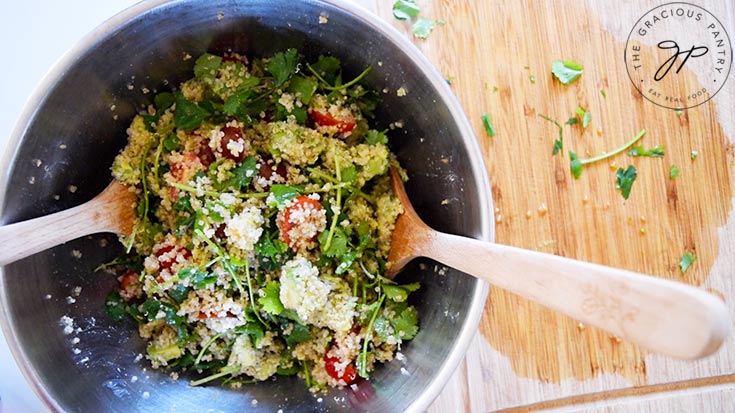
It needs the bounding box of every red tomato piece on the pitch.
[277,195,324,249]
[197,139,216,167]
[155,245,192,271]
[309,110,356,133]
[254,155,288,189]
[324,352,358,384]
[170,153,201,182]
[119,270,141,301]
[220,126,247,162]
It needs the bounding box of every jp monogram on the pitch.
[625,2,732,110]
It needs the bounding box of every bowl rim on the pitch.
[0,0,494,411]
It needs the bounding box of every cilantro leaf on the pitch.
[373,316,392,341]
[268,49,299,87]
[194,53,222,80]
[174,92,211,130]
[691,150,699,160]
[392,0,420,20]
[628,145,665,158]
[551,60,584,84]
[566,117,578,125]
[104,291,127,322]
[223,89,257,121]
[539,114,563,156]
[615,165,637,200]
[670,164,680,179]
[258,281,284,315]
[365,129,388,145]
[576,107,591,128]
[178,267,218,289]
[163,133,180,152]
[570,150,583,179]
[481,113,496,137]
[284,322,312,347]
[288,76,318,105]
[340,166,358,184]
[318,227,348,258]
[255,233,289,272]
[392,305,419,340]
[382,282,420,303]
[141,298,190,343]
[413,18,436,39]
[154,92,175,112]
[679,251,696,273]
[235,324,265,346]
[173,195,192,213]
[309,56,341,85]
[226,156,259,190]
[268,184,302,209]
[168,284,190,305]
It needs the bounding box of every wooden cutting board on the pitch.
[361,0,735,411]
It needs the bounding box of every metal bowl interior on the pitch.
[0,1,493,412]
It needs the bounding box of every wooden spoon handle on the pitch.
[0,198,115,267]
[424,231,730,359]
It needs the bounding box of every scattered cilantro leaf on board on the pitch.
[691,150,699,160]
[551,60,584,84]
[570,151,583,179]
[481,113,496,137]
[628,145,665,158]
[539,114,563,155]
[568,129,647,179]
[566,117,578,125]
[670,164,680,179]
[392,0,420,20]
[576,106,591,128]
[413,18,436,39]
[679,251,696,273]
[615,165,637,200]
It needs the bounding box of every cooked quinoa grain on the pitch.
[105,50,420,391]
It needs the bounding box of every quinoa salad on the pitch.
[103,50,420,390]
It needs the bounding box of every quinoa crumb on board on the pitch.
[105,49,421,391]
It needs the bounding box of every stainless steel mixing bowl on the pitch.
[0,0,493,411]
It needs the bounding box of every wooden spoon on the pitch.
[386,167,730,360]
[0,181,137,267]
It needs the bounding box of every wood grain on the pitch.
[361,0,735,411]
[0,180,136,266]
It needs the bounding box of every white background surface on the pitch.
[0,1,377,412]
[0,2,139,412]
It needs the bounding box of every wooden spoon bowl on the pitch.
[386,167,730,360]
